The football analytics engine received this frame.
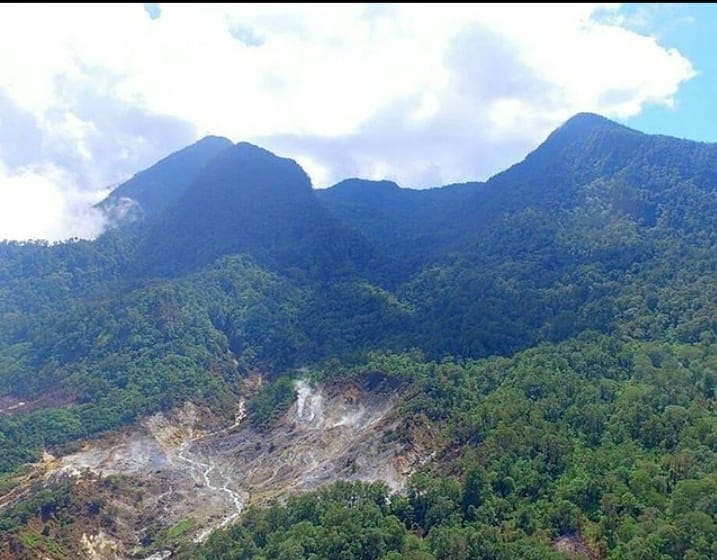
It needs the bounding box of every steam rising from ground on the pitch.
[37,379,430,552]
[295,380,324,424]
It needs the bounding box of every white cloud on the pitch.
[0,163,106,241]
[0,3,697,239]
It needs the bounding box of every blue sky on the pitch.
[622,3,717,141]
[0,4,712,240]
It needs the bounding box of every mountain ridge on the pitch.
[98,135,233,224]
[133,141,382,280]
[3,111,717,558]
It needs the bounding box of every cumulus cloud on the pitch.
[0,163,107,241]
[0,3,696,239]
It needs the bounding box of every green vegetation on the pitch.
[1,114,717,557]
[0,474,146,559]
[165,518,197,541]
[16,530,66,558]
[247,376,299,428]
[182,338,717,559]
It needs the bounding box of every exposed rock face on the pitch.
[3,379,430,558]
[210,379,426,501]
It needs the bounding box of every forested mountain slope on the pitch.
[319,112,717,268]
[98,135,233,224]
[134,142,381,280]
[0,114,715,559]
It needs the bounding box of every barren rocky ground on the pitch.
[1,378,431,559]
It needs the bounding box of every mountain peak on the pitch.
[550,113,642,136]
[98,135,233,222]
[329,179,402,197]
[233,141,278,157]
[195,135,234,148]
[200,141,312,197]
[495,112,645,184]
[135,139,378,278]
[561,111,619,128]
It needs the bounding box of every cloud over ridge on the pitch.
[0,3,695,240]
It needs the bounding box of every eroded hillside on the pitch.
[0,377,432,559]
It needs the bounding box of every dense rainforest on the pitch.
[0,113,715,559]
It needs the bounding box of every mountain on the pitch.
[135,142,380,279]
[316,179,479,274]
[1,113,716,559]
[98,135,233,224]
[314,113,717,357]
[321,113,717,265]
